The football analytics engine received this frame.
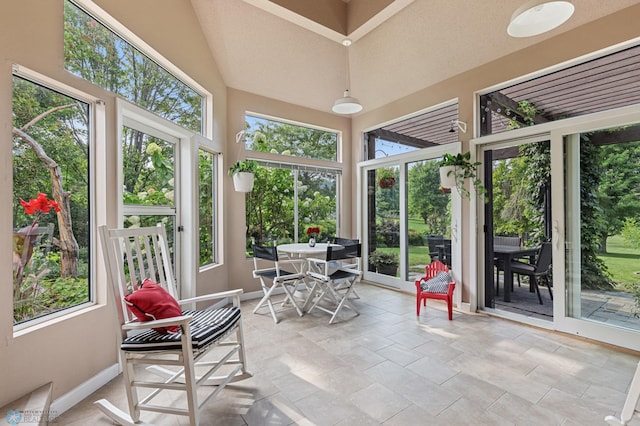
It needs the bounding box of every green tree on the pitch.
[407,161,449,235]
[245,118,337,161]
[492,157,536,239]
[596,140,640,253]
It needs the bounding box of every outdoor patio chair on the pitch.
[96,224,252,426]
[494,235,521,295]
[415,260,456,320]
[426,235,444,262]
[305,242,362,324]
[510,242,553,304]
[252,243,305,323]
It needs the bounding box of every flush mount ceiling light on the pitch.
[507,0,574,38]
[332,39,363,115]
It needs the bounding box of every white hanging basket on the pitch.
[232,172,255,192]
[439,166,457,189]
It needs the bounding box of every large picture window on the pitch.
[64,0,204,134]
[244,114,338,161]
[246,164,339,251]
[242,114,340,253]
[12,74,91,326]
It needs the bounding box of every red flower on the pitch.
[20,193,61,215]
[306,227,320,235]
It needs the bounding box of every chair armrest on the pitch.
[123,315,192,331]
[447,282,456,296]
[307,257,327,267]
[306,270,329,281]
[178,288,243,306]
[252,267,276,277]
[338,266,361,275]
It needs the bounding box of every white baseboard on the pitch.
[50,363,119,419]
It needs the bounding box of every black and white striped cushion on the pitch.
[420,271,451,294]
[121,306,240,352]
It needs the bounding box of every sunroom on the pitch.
[2,0,640,424]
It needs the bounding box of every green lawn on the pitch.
[600,234,640,291]
[408,217,430,234]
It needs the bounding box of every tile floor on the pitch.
[56,283,640,426]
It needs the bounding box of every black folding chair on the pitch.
[252,243,305,323]
[305,242,362,324]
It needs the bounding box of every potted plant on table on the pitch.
[369,250,399,276]
[438,152,485,199]
[229,160,258,192]
[306,226,320,247]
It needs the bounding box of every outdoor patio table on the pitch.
[494,245,538,302]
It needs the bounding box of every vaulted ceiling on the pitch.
[190,0,640,116]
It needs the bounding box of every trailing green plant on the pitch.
[578,139,615,290]
[438,152,485,199]
[507,100,540,129]
[377,168,395,179]
[228,160,258,176]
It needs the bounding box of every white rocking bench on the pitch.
[605,359,640,425]
[96,224,252,426]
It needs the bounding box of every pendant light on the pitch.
[332,39,363,115]
[507,0,574,38]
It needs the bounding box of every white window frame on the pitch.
[195,136,222,270]
[117,100,220,299]
[12,65,103,333]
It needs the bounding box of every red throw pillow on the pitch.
[124,278,182,334]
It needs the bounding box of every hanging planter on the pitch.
[378,177,396,189]
[229,160,258,193]
[439,166,457,189]
[438,152,485,199]
[377,168,396,189]
[232,172,255,192]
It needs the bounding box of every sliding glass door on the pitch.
[360,147,459,294]
[478,104,640,351]
[558,120,640,348]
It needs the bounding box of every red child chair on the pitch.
[415,260,456,320]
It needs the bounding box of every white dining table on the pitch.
[277,243,342,310]
[277,242,333,258]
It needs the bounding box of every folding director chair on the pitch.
[251,243,305,323]
[305,242,362,324]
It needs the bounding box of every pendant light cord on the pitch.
[343,39,352,94]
